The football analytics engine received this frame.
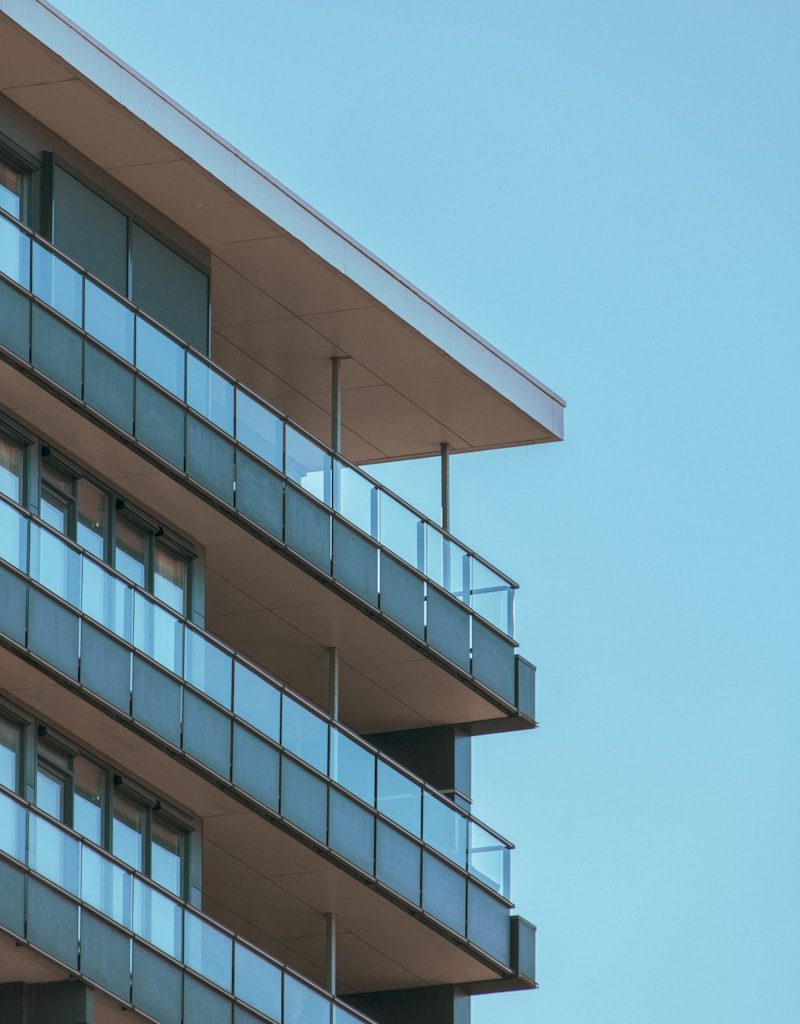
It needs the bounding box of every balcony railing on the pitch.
[0,783,374,1024]
[0,494,513,912]
[0,208,517,638]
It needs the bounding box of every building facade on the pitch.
[0,3,564,1023]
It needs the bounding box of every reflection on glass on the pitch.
[282,697,328,774]
[0,789,26,861]
[136,316,185,399]
[0,213,30,287]
[76,479,107,559]
[284,974,330,1024]
[32,243,83,325]
[40,488,68,536]
[0,716,21,792]
[185,629,232,708]
[233,662,280,740]
[85,279,135,361]
[151,816,184,898]
[335,462,378,537]
[0,433,22,503]
[113,791,145,873]
[35,765,65,820]
[74,757,104,844]
[31,524,81,606]
[185,911,232,990]
[81,558,133,641]
[115,517,147,588]
[133,875,183,959]
[133,591,184,676]
[0,161,22,217]
[236,391,282,469]
[30,813,80,895]
[331,729,375,807]
[187,354,234,434]
[423,791,467,868]
[234,942,282,1021]
[154,541,186,615]
[377,761,421,837]
[81,843,133,928]
[469,821,508,898]
[286,426,331,504]
[0,499,26,569]
[380,492,424,571]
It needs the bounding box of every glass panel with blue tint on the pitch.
[282,696,328,774]
[153,541,186,616]
[0,434,23,504]
[32,243,83,326]
[335,1006,369,1024]
[235,390,283,469]
[29,813,80,895]
[0,499,27,570]
[472,560,511,635]
[441,538,471,604]
[0,789,25,861]
[234,942,282,1022]
[73,757,104,845]
[377,761,421,837]
[286,426,331,505]
[84,280,134,361]
[0,213,29,287]
[423,791,467,868]
[185,628,232,708]
[0,163,21,218]
[0,718,21,793]
[233,661,281,740]
[284,974,329,1024]
[469,821,508,898]
[114,517,147,590]
[112,791,145,874]
[133,875,183,959]
[185,911,233,991]
[30,524,81,606]
[81,844,133,928]
[76,479,107,560]
[335,461,377,538]
[151,816,184,898]
[81,558,133,642]
[135,316,185,399]
[187,353,234,435]
[331,728,375,807]
[133,591,184,676]
[35,765,64,821]
[380,492,424,572]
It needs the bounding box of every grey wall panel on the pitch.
[52,165,128,294]
[235,451,283,539]
[80,911,132,1002]
[471,619,515,705]
[132,942,183,1024]
[186,415,234,504]
[379,553,424,640]
[285,487,331,575]
[31,306,82,397]
[426,587,471,674]
[329,790,375,875]
[281,757,327,844]
[376,822,421,906]
[84,344,135,434]
[28,588,79,679]
[0,565,27,645]
[332,519,378,607]
[467,883,511,968]
[422,852,467,937]
[134,379,186,470]
[515,656,536,721]
[27,879,79,969]
[131,224,209,355]
[0,858,24,937]
[131,655,182,748]
[183,690,231,780]
[79,622,132,712]
[232,725,279,811]
[183,975,233,1024]
[0,278,30,359]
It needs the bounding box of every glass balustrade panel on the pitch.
[284,974,330,1024]
[234,942,283,1022]
[330,728,375,806]
[185,910,233,991]
[133,875,183,959]
[469,821,508,898]
[0,214,29,287]
[335,461,377,537]
[376,761,421,837]
[135,316,185,400]
[380,492,424,572]
[81,557,133,642]
[282,696,328,774]
[423,791,468,868]
[30,524,81,606]
[472,559,511,634]
[133,590,184,677]
[235,390,283,470]
[0,790,25,861]
[81,843,133,928]
[32,243,83,326]
[187,353,234,435]
[184,627,232,708]
[286,425,331,505]
[84,280,134,361]
[233,661,280,741]
[29,812,80,895]
[0,500,27,571]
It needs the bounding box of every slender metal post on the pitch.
[325,912,337,994]
[328,646,339,720]
[440,441,450,533]
[331,357,342,454]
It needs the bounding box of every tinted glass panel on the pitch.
[35,765,65,820]
[286,426,331,505]
[235,391,282,469]
[0,210,29,287]
[153,541,186,614]
[282,696,328,774]
[136,316,185,399]
[151,816,184,897]
[115,518,147,588]
[76,479,107,558]
[0,500,27,569]
[233,661,280,740]
[0,161,21,217]
[234,942,282,1021]
[32,243,83,325]
[377,761,421,837]
[0,716,21,792]
[187,353,234,434]
[113,791,145,872]
[73,757,104,844]
[331,729,375,806]
[82,844,133,927]
[0,434,22,503]
[85,279,135,361]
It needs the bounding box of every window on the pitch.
[0,159,22,218]
[115,514,188,615]
[35,740,105,845]
[0,431,23,504]
[113,787,186,897]
[0,715,22,792]
[41,455,109,560]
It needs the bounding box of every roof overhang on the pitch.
[0,0,565,463]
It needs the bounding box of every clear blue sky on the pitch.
[51,2,800,1021]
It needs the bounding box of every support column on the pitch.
[331,357,342,454]
[325,912,337,995]
[328,646,340,720]
[440,441,450,532]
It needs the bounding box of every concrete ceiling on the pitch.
[0,1,565,466]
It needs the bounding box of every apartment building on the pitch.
[0,3,564,1022]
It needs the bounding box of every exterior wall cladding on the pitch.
[0,4,561,1023]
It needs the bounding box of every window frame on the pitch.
[0,131,38,227]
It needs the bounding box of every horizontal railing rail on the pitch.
[0,206,517,638]
[0,491,512,900]
[0,783,374,1024]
